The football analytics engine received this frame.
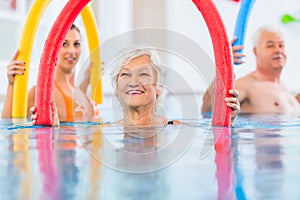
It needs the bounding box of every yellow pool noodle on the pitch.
[12,0,51,118]
[81,5,103,104]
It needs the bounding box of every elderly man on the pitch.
[202,25,300,116]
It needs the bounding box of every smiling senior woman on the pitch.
[111,45,239,126]
[111,46,175,126]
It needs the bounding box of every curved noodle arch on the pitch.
[33,0,233,126]
[12,0,102,118]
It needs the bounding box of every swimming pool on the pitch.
[1,98,300,199]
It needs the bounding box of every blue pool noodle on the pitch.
[233,0,256,65]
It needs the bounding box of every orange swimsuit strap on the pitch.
[54,81,74,122]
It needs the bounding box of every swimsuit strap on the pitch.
[167,120,174,125]
[54,81,74,121]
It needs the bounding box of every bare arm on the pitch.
[2,85,14,118]
[1,51,26,118]
[234,77,249,107]
[201,80,214,112]
[201,38,245,113]
[78,62,92,94]
[27,86,36,117]
[296,93,300,103]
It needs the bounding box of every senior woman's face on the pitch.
[116,55,159,109]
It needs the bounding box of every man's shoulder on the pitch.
[236,72,256,81]
[235,73,255,86]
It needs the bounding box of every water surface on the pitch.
[0,115,300,199]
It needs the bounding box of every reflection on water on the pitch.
[83,124,198,173]
[213,127,236,200]
[0,115,300,199]
[254,130,284,200]
[36,128,59,200]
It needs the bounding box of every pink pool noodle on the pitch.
[35,0,91,125]
[192,0,234,127]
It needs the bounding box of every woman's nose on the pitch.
[128,83,139,88]
[127,75,140,87]
[67,46,76,54]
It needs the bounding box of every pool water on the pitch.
[1,114,300,200]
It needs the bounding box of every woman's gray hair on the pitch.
[111,45,167,104]
[252,25,285,47]
[111,45,166,87]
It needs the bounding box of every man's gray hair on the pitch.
[252,25,285,47]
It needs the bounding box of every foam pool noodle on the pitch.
[12,0,51,118]
[192,0,234,127]
[281,13,300,24]
[35,0,91,125]
[232,0,256,65]
[81,5,103,104]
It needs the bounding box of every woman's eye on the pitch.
[62,42,68,47]
[140,73,149,76]
[74,42,81,47]
[120,73,129,77]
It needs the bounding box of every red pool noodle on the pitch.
[35,0,91,125]
[192,0,234,127]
